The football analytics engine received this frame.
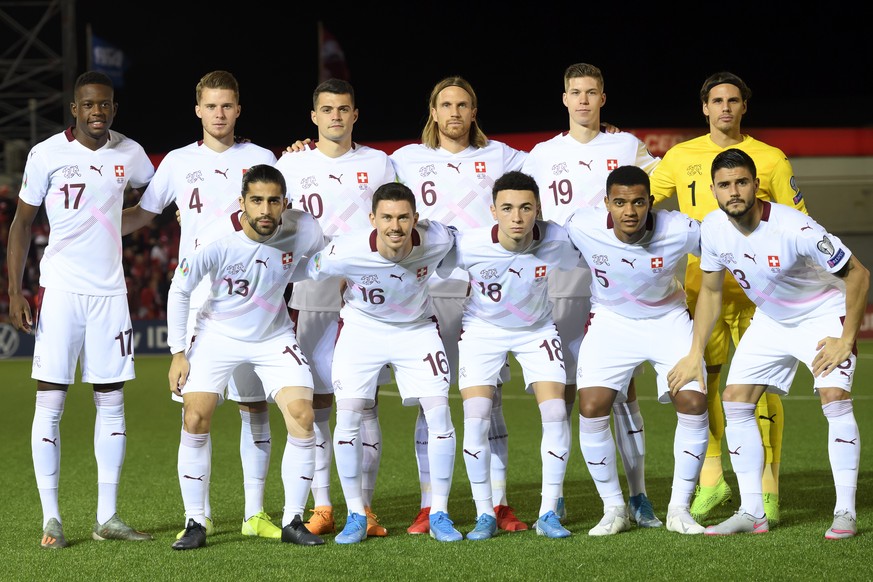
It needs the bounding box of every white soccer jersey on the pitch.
[442,220,581,328]
[18,127,154,295]
[699,201,851,325]
[390,140,527,292]
[276,142,396,311]
[139,141,278,306]
[564,207,700,319]
[306,219,457,325]
[167,208,326,352]
[522,131,660,297]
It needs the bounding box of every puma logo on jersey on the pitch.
[390,273,404,281]
[194,239,200,249]
[801,224,812,231]
[621,258,636,268]
[447,162,462,173]
[90,165,103,175]
[329,174,343,183]
[329,245,336,256]
[508,267,523,278]
[214,168,229,178]
[256,258,269,268]
[744,253,757,263]
[578,160,593,170]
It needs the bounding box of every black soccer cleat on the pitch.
[281,514,325,546]
[171,518,207,550]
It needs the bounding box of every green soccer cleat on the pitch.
[92,514,153,541]
[763,492,780,525]
[41,518,68,549]
[241,510,281,539]
[690,475,732,522]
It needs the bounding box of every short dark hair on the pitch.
[711,148,757,180]
[372,182,415,213]
[606,165,650,195]
[241,164,286,198]
[700,71,752,103]
[74,71,113,93]
[313,78,355,109]
[492,171,539,203]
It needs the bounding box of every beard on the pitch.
[246,213,277,236]
[719,198,753,219]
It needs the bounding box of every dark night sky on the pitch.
[76,5,871,156]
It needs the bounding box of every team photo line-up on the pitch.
[6,64,867,551]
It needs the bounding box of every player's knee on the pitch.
[674,389,707,415]
[183,406,213,434]
[282,401,315,439]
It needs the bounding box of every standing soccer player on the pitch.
[169,165,328,550]
[7,71,155,548]
[447,171,582,540]
[521,63,662,526]
[122,71,282,539]
[651,72,807,523]
[306,182,463,544]
[390,76,529,534]
[564,165,709,536]
[275,78,395,537]
[669,148,868,538]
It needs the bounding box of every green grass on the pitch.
[1,343,872,581]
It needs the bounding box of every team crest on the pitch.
[357,172,369,184]
[535,265,547,278]
[417,266,428,281]
[282,252,294,270]
[474,161,487,174]
[114,165,125,184]
[606,159,619,171]
[768,255,781,270]
[651,257,663,273]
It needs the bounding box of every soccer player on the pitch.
[668,148,868,538]
[7,71,155,548]
[305,182,463,544]
[122,71,282,540]
[275,78,395,537]
[389,76,529,534]
[521,63,662,526]
[650,72,807,523]
[564,165,709,536]
[445,171,582,540]
[169,164,327,550]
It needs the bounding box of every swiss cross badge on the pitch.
[282,252,294,265]
[651,257,664,271]
[417,266,428,280]
[357,172,369,184]
[474,161,487,174]
[114,165,125,178]
[606,159,618,170]
[535,265,547,278]
[768,255,780,269]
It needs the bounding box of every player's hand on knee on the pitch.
[667,355,704,396]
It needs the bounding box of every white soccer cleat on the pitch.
[588,505,631,536]
[666,506,705,535]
